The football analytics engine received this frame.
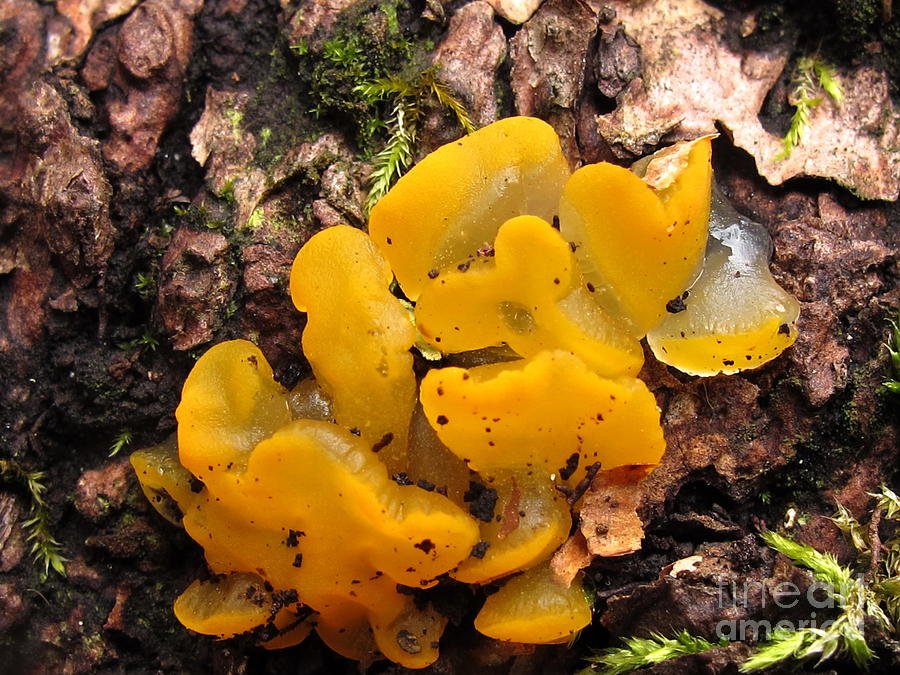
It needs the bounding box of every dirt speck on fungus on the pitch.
[397,629,422,654]
[464,481,499,523]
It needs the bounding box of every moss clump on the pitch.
[832,0,880,47]
[826,0,900,87]
[292,0,440,149]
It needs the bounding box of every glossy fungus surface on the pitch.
[646,188,800,375]
[419,350,666,482]
[132,116,800,668]
[369,116,570,300]
[558,137,712,336]
[415,215,643,377]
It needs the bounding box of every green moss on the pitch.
[840,398,862,437]
[357,70,475,210]
[832,0,879,47]
[761,375,885,506]
[223,107,244,139]
[756,3,788,33]
[127,580,187,644]
[291,0,440,150]
[245,208,265,231]
[826,0,900,88]
[172,202,230,234]
[218,179,237,206]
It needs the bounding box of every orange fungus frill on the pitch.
[558,136,712,336]
[131,116,800,667]
[474,560,592,644]
[137,341,479,668]
[369,116,570,300]
[289,224,417,473]
[414,215,643,378]
[419,350,665,483]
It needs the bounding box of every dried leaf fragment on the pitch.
[579,465,653,557]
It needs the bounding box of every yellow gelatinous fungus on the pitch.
[646,189,800,375]
[558,136,712,336]
[171,340,481,668]
[174,571,313,648]
[415,215,643,378]
[406,404,471,506]
[173,573,272,639]
[473,560,592,644]
[131,115,801,668]
[290,225,417,473]
[130,435,197,526]
[176,340,291,489]
[419,350,666,484]
[369,116,570,300]
[452,468,571,585]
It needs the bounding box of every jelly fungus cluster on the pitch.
[132,117,799,668]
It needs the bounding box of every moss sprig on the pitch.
[874,485,900,520]
[758,530,853,588]
[117,330,160,353]
[579,631,726,675]
[109,430,134,458]
[742,532,884,670]
[776,54,844,160]
[364,98,417,215]
[0,459,67,580]
[356,69,475,213]
[134,272,155,300]
[884,307,900,394]
[744,492,900,671]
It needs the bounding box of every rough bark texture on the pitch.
[0,0,898,673]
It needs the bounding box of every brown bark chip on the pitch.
[580,465,653,557]
[432,2,506,127]
[101,0,199,172]
[510,0,596,164]
[595,0,900,199]
[158,228,234,350]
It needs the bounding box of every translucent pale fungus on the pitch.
[290,225,417,473]
[130,435,198,526]
[369,116,570,300]
[558,136,712,336]
[646,188,800,375]
[406,404,471,506]
[419,350,666,484]
[473,561,592,644]
[286,377,332,422]
[415,215,643,378]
